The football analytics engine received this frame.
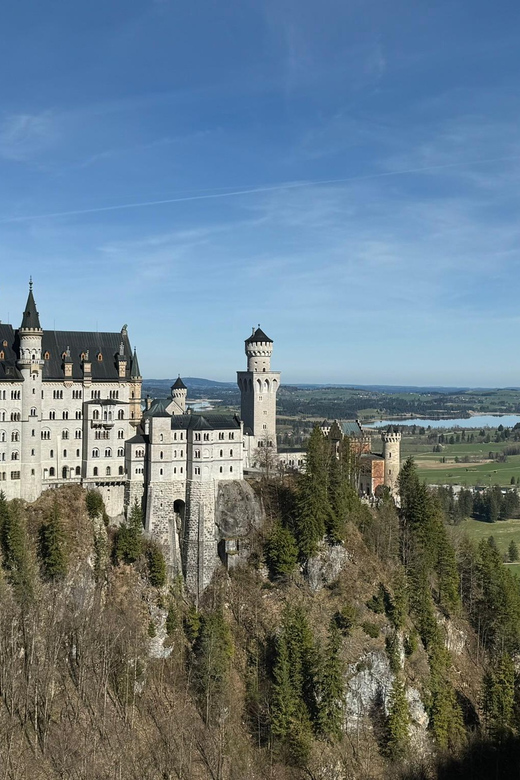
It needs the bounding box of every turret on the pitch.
[129,347,142,426]
[171,376,187,413]
[18,279,43,368]
[382,427,401,497]
[245,326,273,372]
[237,325,280,459]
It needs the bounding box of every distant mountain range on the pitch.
[143,378,519,394]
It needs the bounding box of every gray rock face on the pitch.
[215,480,263,539]
[306,543,351,592]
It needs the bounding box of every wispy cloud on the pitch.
[0,111,57,162]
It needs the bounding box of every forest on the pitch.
[1,431,520,778]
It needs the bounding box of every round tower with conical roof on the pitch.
[171,375,187,413]
[237,326,281,458]
[382,427,401,497]
[17,280,44,501]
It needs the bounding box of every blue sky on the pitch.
[2,0,520,385]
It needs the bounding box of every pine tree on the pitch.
[385,675,410,760]
[271,633,297,739]
[146,541,167,587]
[483,653,515,737]
[116,500,143,563]
[316,621,344,740]
[193,609,233,724]
[509,539,519,562]
[85,490,104,519]
[292,427,330,558]
[1,501,34,603]
[264,520,298,579]
[39,499,68,579]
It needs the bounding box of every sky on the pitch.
[1,0,520,386]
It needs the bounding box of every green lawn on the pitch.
[416,454,520,486]
[452,517,520,563]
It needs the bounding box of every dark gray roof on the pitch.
[0,325,23,382]
[245,327,272,344]
[41,330,134,382]
[143,398,171,417]
[172,376,187,390]
[171,413,241,431]
[21,285,41,330]
[127,433,147,444]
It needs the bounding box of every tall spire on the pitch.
[21,279,41,330]
[130,347,141,379]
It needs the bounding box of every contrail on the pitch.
[2,154,519,224]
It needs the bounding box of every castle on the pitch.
[0,284,399,594]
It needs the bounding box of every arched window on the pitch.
[264,379,270,392]
[160,451,163,460]
[44,351,50,360]
[118,466,124,475]
[11,451,19,460]
[0,351,4,360]
[49,411,56,420]
[10,411,20,422]
[75,466,81,476]
[62,410,69,420]
[92,448,99,458]
[256,379,262,392]
[93,467,98,477]
[49,467,55,477]
[62,467,68,479]
[159,433,163,442]
[93,409,99,420]
[75,430,81,439]
[117,447,124,457]
[97,352,103,361]
[0,431,5,442]
[11,431,19,442]
[104,448,111,457]
[118,429,124,439]
[30,407,37,417]
[62,430,69,439]
[106,466,111,476]
[118,409,124,420]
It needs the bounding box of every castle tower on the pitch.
[171,376,187,414]
[129,347,142,426]
[17,280,44,501]
[237,326,280,453]
[382,427,401,497]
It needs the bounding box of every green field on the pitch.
[416,454,520,487]
[452,517,520,574]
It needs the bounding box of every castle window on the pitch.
[41,430,50,440]
[118,430,124,439]
[76,466,81,475]
[229,433,234,440]
[160,468,163,476]
[31,469,35,476]
[194,450,200,459]
[118,466,124,475]
[195,433,201,441]
[159,433,163,442]
[76,449,80,457]
[106,466,111,476]
[117,448,124,457]
[220,449,223,457]
[62,430,69,439]
[0,352,3,360]
[2,341,6,347]
[49,411,56,420]
[63,450,67,458]
[229,466,233,472]
[62,411,69,420]
[174,467,177,474]
[160,451,163,460]
[93,467,98,477]
[93,410,99,420]
[76,411,81,419]
[180,450,184,457]
[75,430,81,439]
[219,466,223,473]
[180,467,183,474]
[203,433,210,441]
[49,467,55,477]
[11,412,21,422]
[174,433,177,440]
[31,449,35,456]
[118,409,124,420]
[11,431,19,442]
[0,431,4,442]
[194,467,200,475]
[11,471,20,480]
[219,432,224,440]
[229,450,233,457]
[50,449,54,457]
[11,451,19,460]
[92,448,99,458]
[97,352,103,362]
[104,448,112,457]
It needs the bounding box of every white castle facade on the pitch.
[1,285,399,595]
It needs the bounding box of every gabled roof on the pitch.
[21,284,41,330]
[170,413,242,431]
[41,330,134,381]
[245,327,273,344]
[130,348,141,379]
[172,376,187,390]
[340,420,365,437]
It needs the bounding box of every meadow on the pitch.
[452,517,520,576]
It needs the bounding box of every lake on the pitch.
[370,415,520,429]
